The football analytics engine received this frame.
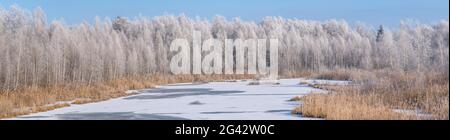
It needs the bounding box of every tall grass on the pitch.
[294,69,449,120]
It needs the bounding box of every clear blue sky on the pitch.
[1,0,448,27]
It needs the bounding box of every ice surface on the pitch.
[11,78,331,120]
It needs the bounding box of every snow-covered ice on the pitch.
[11,78,329,120]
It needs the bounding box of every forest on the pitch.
[1,7,448,89]
[0,7,448,119]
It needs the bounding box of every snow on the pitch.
[299,79,351,86]
[10,78,333,120]
[125,90,139,94]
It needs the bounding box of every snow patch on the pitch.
[125,90,139,94]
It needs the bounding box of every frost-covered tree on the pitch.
[0,6,448,91]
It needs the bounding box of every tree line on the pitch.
[0,6,448,90]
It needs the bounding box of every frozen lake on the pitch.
[11,78,344,120]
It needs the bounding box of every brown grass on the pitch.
[281,71,315,79]
[0,74,253,119]
[294,70,449,120]
[310,69,354,81]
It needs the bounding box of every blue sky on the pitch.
[0,0,448,27]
